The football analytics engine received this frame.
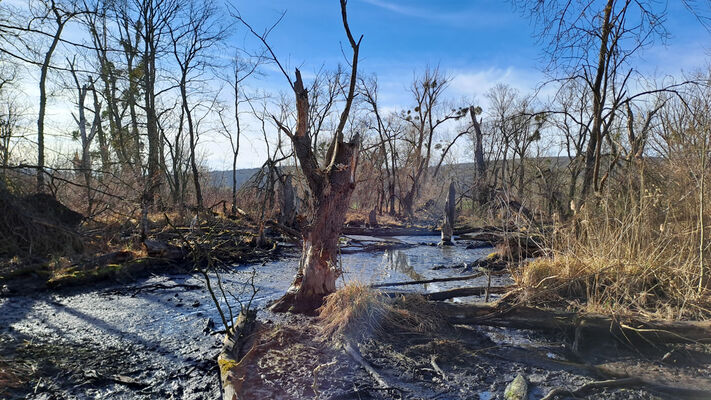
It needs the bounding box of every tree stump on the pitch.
[368,208,378,228]
[440,182,455,245]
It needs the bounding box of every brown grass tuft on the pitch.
[317,282,441,341]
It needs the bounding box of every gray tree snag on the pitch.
[279,174,296,228]
[268,0,362,314]
[469,105,487,205]
[440,181,455,246]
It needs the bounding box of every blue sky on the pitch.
[205,0,710,169]
[231,0,541,103]
[11,0,711,170]
[230,0,710,99]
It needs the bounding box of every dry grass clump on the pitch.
[317,283,440,340]
[517,193,711,320]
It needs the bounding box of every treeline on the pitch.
[0,0,710,232]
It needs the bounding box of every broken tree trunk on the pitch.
[218,309,258,400]
[268,0,362,314]
[440,181,456,245]
[270,136,359,313]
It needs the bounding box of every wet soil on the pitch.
[237,309,711,400]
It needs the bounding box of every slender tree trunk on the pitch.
[37,19,66,193]
[91,85,109,174]
[580,0,614,200]
[143,37,161,208]
[700,138,707,294]
[231,154,237,214]
[180,76,202,209]
[231,68,241,215]
[279,175,296,227]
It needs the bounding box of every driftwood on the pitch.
[540,377,642,400]
[541,375,711,400]
[434,302,711,344]
[343,341,400,392]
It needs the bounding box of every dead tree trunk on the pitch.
[279,174,296,227]
[440,181,455,245]
[268,0,362,314]
[470,106,488,205]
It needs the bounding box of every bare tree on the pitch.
[134,0,179,238]
[362,76,401,215]
[237,0,363,313]
[169,0,224,210]
[218,53,261,215]
[399,68,463,218]
[68,58,102,216]
[28,0,82,192]
[513,0,669,202]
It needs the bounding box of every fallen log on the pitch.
[434,302,711,344]
[421,285,512,301]
[342,226,438,237]
[371,270,508,289]
[264,219,301,241]
[343,341,405,396]
[382,286,511,300]
[143,239,185,260]
[218,309,258,400]
[540,377,642,400]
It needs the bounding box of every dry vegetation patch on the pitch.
[515,201,711,319]
[317,283,441,341]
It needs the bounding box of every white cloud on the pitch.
[449,67,542,99]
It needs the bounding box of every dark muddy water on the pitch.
[1,236,501,399]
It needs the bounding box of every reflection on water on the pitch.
[382,250,425,283]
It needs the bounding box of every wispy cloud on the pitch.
[359,0,511,26]
[449,67,542,98]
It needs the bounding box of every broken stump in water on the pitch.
[440,181,455,246]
